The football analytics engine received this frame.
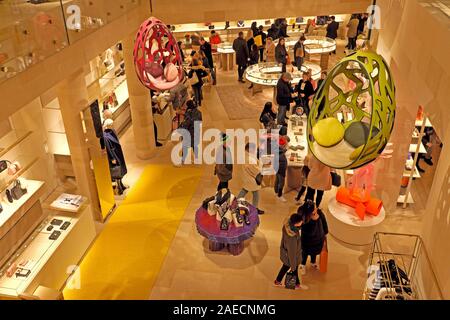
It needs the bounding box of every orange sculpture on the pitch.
[336,163,383,220]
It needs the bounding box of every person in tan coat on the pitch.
[265,37,276,62]
[346,14,360,50]
[304,154,331,207]
[237,143,264,215]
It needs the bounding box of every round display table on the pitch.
[218,45,235,71]
[303,36,336,71]
[195,205,260,256]
[327,198,385,246]
[245,61,321,101]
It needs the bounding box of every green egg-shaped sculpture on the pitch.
[307,50,396,170]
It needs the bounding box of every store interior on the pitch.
[0,0,449,300]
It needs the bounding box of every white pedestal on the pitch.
[327,198,386,246]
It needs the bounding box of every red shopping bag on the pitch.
[320,238,328,273]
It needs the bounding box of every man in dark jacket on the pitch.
[274,213,305,289]
[296,72,315,115]
[326,16,339,54]
[233,32,250,83]
[276,72,294,126]
[293,36,306,71]
[214,133,233,191]
[274,137,288,202]
[200,37,216,85]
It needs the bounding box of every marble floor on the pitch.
[115,42,426,300]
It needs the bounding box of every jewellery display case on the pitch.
[304,36,337,55]
[246,61,321,87]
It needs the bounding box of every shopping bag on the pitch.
[320,238,328,273]
[285,271,297,290]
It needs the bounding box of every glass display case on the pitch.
[304,36,337,54]
[217,42,234,54]
[246,61,321,86]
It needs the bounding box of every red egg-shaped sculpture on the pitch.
[133,17,184,91]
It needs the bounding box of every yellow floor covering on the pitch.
[63,164,202,300]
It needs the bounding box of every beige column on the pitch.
[123,32,156,159]
[57,68,102,221]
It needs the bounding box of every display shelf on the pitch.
[0,214,76,298]
[0,156,39,194]
[397,193,414,204]
[403,166,421,179]
[0,180,45,236]
[286,115,308,167]
[43,192,88,214]
[415,118,432,128]
[409,143,427,154]
[0,130,32,159]
[217,43,234,54]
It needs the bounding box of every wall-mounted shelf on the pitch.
[0,156,39,195]
[0,130,32,159]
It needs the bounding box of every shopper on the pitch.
[265,37,276,62]
[209,30,221,53]
[299,200,328,276]
[304,153,332,207]
[257,25,267,62]
[274,213,305,289]
[307,68,317,91]
[177,41,186,62]
[233,32,250,83]
[293,36,306,71]
[274,137,288,203]
[326,16,339,54]
[248,44,260,89]
[237,143,265,215]
[275,37,288,73]
[316,71,327,92]
[346,14,359,51]
[358,13,369,36]
[276,72,294,126]
[199,37,216,85]
[259,102,277,129]
[296,72,315,115]
[295,166,308,203]
[188,58,208,107]
[267,24,278,40]
[417,127,435,173]
[180,100,202,165]
[214,133,233,191]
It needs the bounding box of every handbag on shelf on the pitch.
[11,179,28,201]
[285,271,297,290]
[331,172,342,187]
[320,237,328,273]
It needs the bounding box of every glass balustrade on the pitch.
[0,0,141,84]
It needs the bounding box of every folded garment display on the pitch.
[336,187,382,220]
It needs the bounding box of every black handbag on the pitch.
[331,172,342,187]
[110,165,122,180]
[11,179,27,200]
[285,271,297,290]
[255,173,263,186]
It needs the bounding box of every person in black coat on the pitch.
[296,72,315,115]
[275,37,288,73]
[200,37,216,85]
[274,137,288,202]
[259,102,277,128]
[267,24,278,40]
[276,72,294,126]
[326,16,339,54]
[103,120,128,195]
[258,25,267,62]
[188,58,208,107]
[298,200,328,276]
[233,32,250,83]
[248,44,260,89]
